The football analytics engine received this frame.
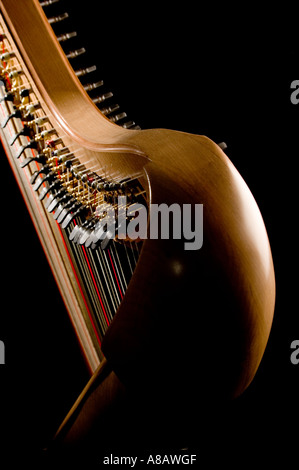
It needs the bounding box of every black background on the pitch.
[0,1,298,467]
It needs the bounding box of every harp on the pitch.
[0,0,275,458]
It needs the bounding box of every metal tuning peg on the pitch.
[32,116,49,127]
[66,48,86,60]
[109,112,127,123]
[25,103,41,115]
[122,120,137,129]
[35,128,57,141]
[83,80,104,92]
[8,70,23,82]
[48,13,69,24]
[75,65,97,78]
[0,51,15,62]
[40,0,60,6]
[52,146,69,157]
[19,88,31,108]
[217,142,227,150]
[92,92,113,105]
[101,104,120,116]
[57,31,77,43]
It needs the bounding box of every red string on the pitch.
[57,223,102,346]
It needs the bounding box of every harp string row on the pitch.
[0,19,143,343]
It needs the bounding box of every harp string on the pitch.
[0,21,143,347]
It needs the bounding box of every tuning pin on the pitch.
[122,121,137,129]
[66,48,86,60]
[57,153,75,167]
[109,112,127,123]
[25,102,41,115]
[109,182,120,190]
[217,142,227,150]
[0,51,15,63]
[35,128,57,141]
[57,31,77,42]
[40,0,60,6]
[75,65,97,78]
[101,104,120,116]
[48,13,69,24]
[92,92,113,105]
[83,80,104,92]
[95,181,104,191]
[52,147,68,156]
[8,70,23,80]
[33,116,49,126]
[45,137,63,148]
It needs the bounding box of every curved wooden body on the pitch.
[0,0,275,452]
[103,129,275,400]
